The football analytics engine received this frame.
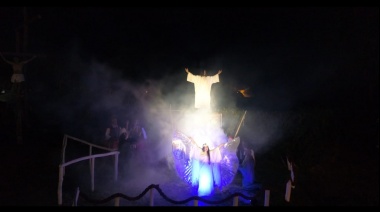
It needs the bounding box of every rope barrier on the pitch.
[77,184,257,206]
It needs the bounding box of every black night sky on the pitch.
[0,7,378,206]
[1,7,378,110]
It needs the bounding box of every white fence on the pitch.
[57,134,119,205]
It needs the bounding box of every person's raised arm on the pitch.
[217,69,222,75]
[188,136,201,149]
[21,55,37,64]
[0,52,12,64]
[185,67,190,74]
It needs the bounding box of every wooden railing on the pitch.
[57,134,119,205]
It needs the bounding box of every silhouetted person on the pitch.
[105,115,121,149]
[118,119,133,179]
[238,141,257,204]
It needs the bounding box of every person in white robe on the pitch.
[185,68,222,110]
[188,137,226,196]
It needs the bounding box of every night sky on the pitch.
[0,7,378,134]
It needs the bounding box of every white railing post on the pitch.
[89,146,93,173]
[264,190,270,206]
[91,158,95,192]
[58,165,64,205]
[285,180,292,202]
[114,153,119,182]
[114,197,120,206]
[72,187,80,206]
[233,195,239,206]
[149,187,154,206]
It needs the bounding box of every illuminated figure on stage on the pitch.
[185,68,222,110]
[171,131,240,197]
[170,66,238,197]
